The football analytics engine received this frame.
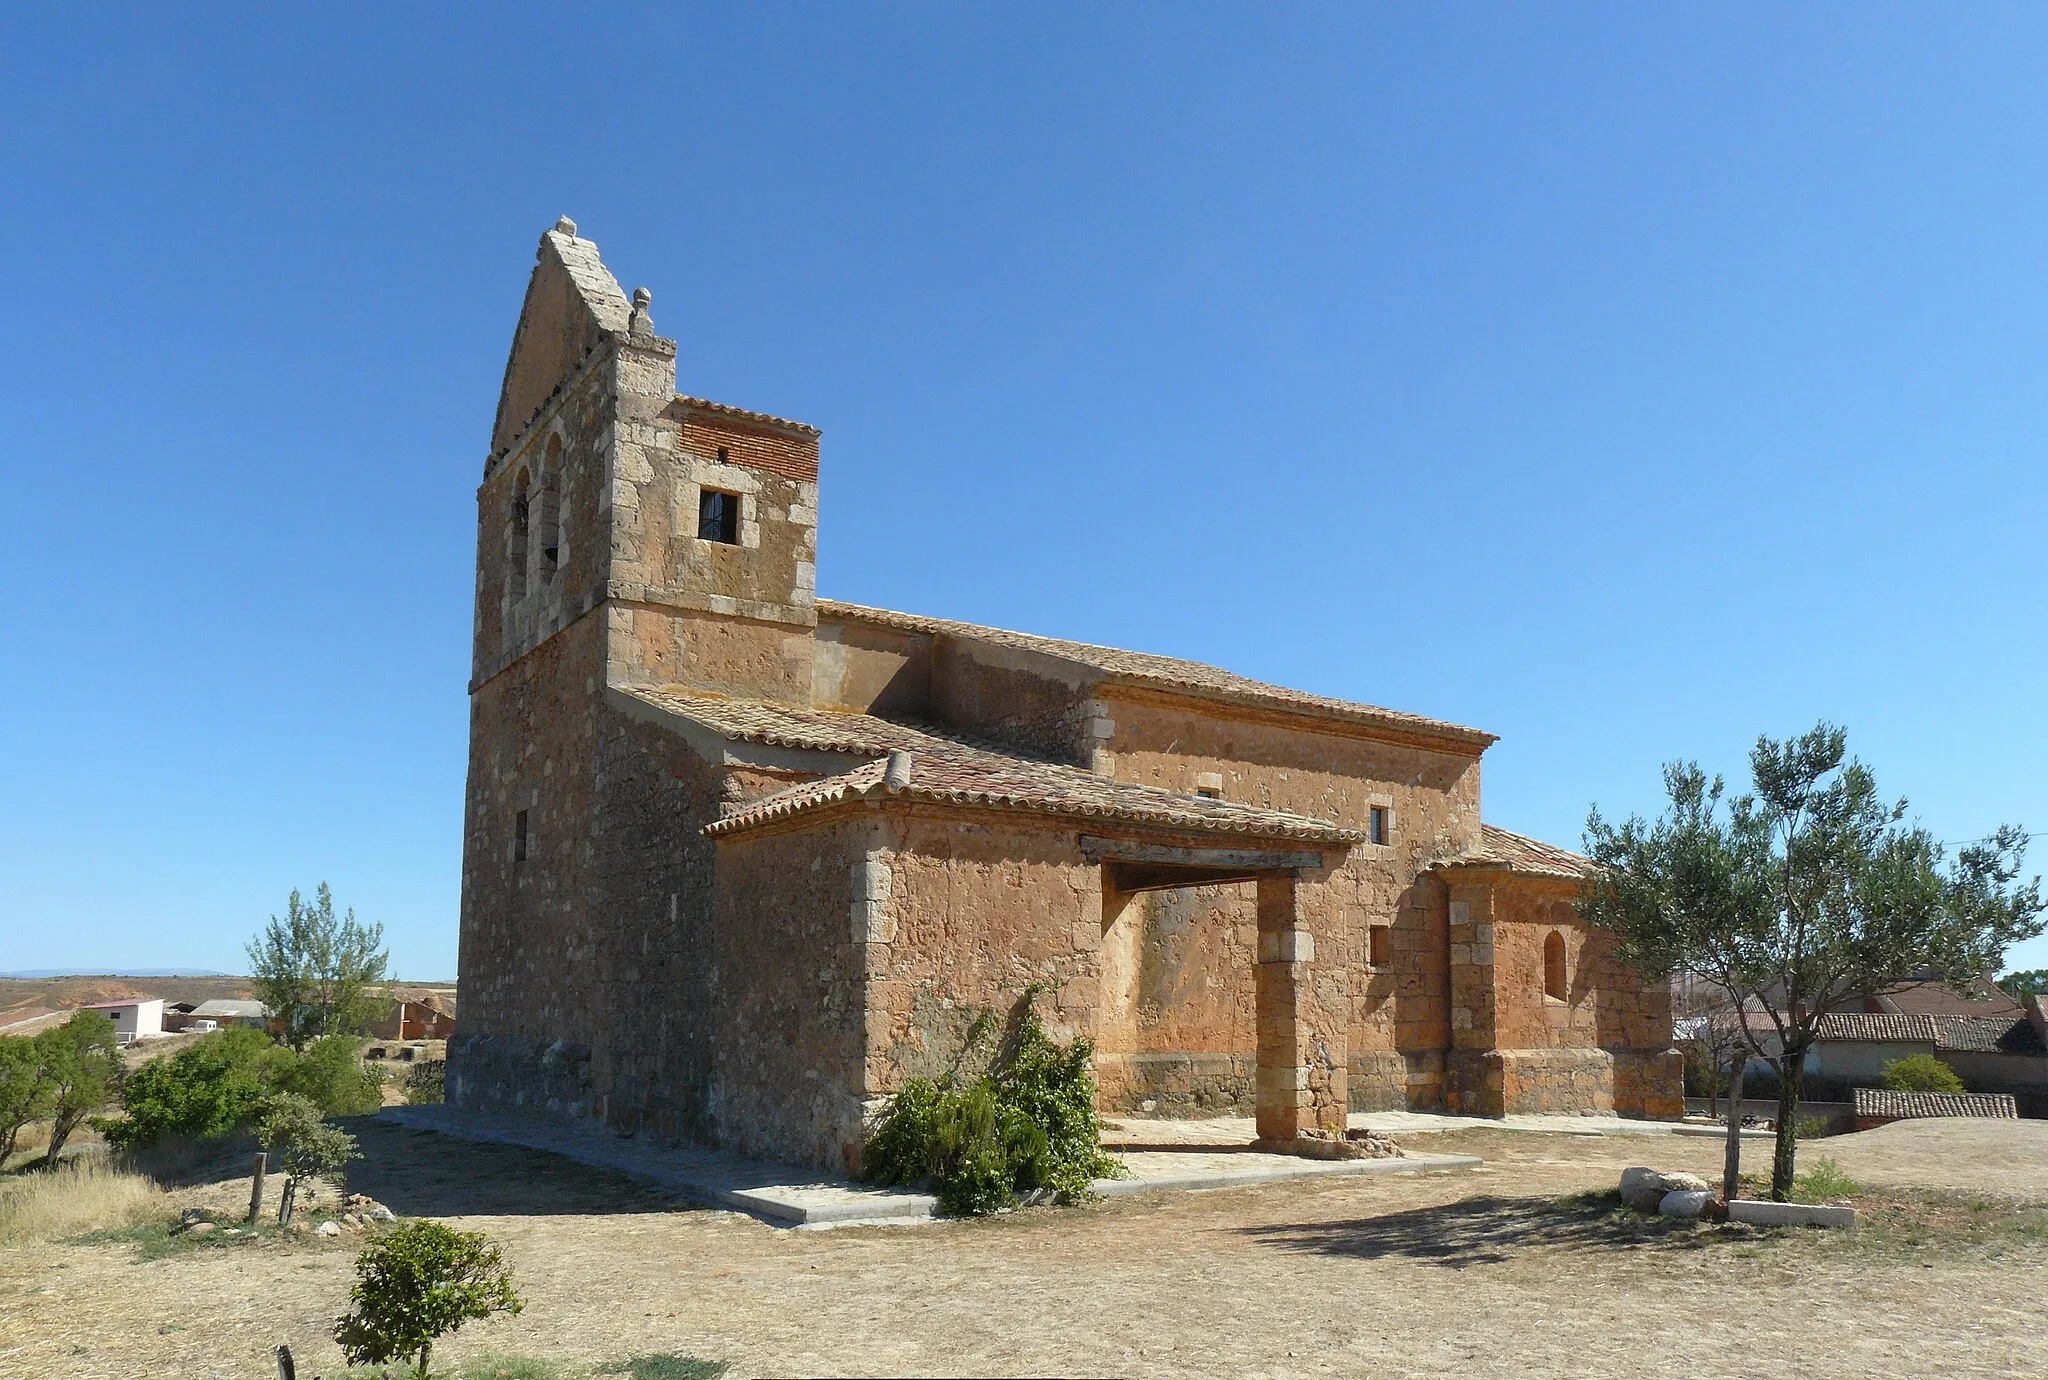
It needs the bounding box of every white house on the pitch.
[82,998,165,1044]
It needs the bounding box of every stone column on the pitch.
[1255,870,1348,1142]
[1444,884,1503,1115]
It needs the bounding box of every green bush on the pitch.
[405,1059,446,1105]
[863,992,1125,1216]
[1792,1155,1859,1203]
[101,1027,293,1148]
[280,1036,384,1117]
[1880,1053,1966,1094]
[334,1219,522,1378]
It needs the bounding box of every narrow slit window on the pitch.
[698,490,740,544]
[1368,805,1389,845]
[514,809,529,863]
[715,445,730,464]
[1368,925,1391,967]
[1544,931,1568,1001]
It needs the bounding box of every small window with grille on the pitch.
[698,490,740,544]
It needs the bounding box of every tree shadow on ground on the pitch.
[338,1117,692,1219]
[126,1118,690,1219]
[1235,1192,1724,1269]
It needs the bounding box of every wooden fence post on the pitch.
[248,1151,267,1223]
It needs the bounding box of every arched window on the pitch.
[1543,931,1568,1002]
[537,436,563,579]
[508,469,530,601]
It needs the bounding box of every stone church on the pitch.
[452,219,1681,1171]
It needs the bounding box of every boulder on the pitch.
[367,1205,396,1222]
[1659,1190,1713,1219]
[315,1220,342,1237]
[1660,1172,1710,1193]
[185,1221,216,1235]
[1619,1167,1670,1211]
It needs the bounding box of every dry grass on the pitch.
[0,1156,168,1246]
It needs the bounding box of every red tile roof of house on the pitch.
[1851,1088,2019,1120]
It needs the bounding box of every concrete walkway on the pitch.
[383,1105,1482,1228]
[1102,1109,1775,1148]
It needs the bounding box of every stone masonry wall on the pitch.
[709,816,870,1169]
[1093,691,1477,1116]
[860,807,1105,1102]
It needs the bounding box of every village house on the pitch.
[451,220,1682,1171]
[81,998,164,1045]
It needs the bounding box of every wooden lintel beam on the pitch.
[1080,835,1324,872]
[1107,862,1265,894]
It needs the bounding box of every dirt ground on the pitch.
[2,1118,2044,1380]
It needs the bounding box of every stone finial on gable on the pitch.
[554,215,578,237]
[629,286,655,340]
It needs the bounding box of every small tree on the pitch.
[0,1036,51,1162]
[1584,725,2045,1201]
[247,883,390,1050]
[256,1092,358,1224]
[334,1220,522,1379]
[34,1013,123,1167]
[1880,1053,1966,1094]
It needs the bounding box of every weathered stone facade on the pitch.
[452,222,1682,1172]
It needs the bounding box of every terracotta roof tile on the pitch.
[1933,1015,2043,1055]
[1432,824,1592,880]
[675,394,820,437]
[1851,1088,2018,1120]
[816,601,1494,748]
[620,689,1361,845]
[1818,1013,1941,1043]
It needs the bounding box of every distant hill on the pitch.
[0,969,233,979]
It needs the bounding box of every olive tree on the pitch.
[1582,725,2043,1201]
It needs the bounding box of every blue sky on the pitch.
[2,5,2044,980]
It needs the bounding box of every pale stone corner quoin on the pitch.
[450,217,1683,1173]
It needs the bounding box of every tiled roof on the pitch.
[1934,1015,2043,1055]
[1431,824,1592,880]
[674,394,820,437]
[622,689,1362,845]
[1818,1013,1940,1044]
[1814,1012,2044,1054]
[816,601,1495,749]
[1852,1088,2019,1120]
[1867,975,2022,1017]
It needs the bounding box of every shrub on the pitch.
[280,1036,385,1117]
[1880,1053,1966,1094]
[405,1059,446,1105]
[334,1220,522,1378]
[257,1093,359,1224]
[863,992,1125,1216]
[1793,1155,1859,1203]
[102,1027,293,1148]
[0,1156,167,1245]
